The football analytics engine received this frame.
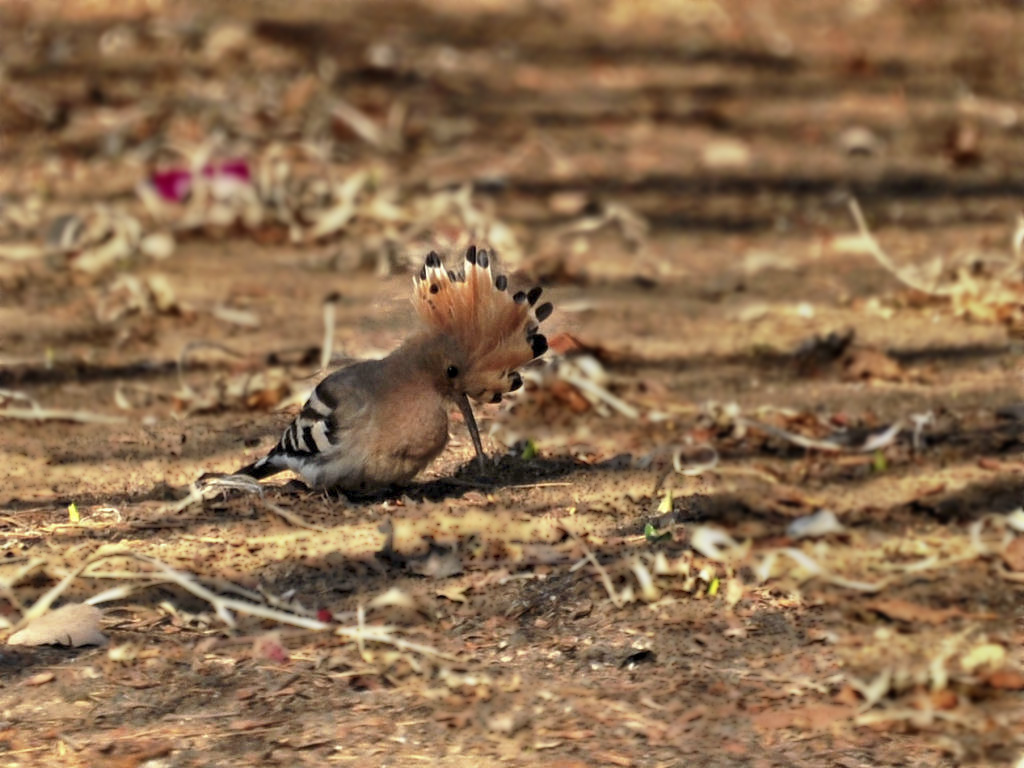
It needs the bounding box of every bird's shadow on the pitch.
[397,453,592,502]
[223,453,594,505]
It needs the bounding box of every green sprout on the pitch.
[644,523,671,543]
[872,449,888,473]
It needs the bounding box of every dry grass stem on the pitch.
[563,524,624,608]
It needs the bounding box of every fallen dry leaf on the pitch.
[930,688,958,710]
[436,583,470,603]
[752,703,855,731]
[22,671,56,686]
[1001,536,1024,572]
[961,643,1007,674]
[229,719,286,731]
[786,509,845,539]
[841,346,906,382]
[8,603,106,647]
[866,599,965,626]
[985,669,1024,690]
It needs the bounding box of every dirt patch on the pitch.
[3,1,1024,765]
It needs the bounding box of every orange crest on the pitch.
[412,246,551,402]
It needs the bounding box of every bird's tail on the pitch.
[411,245,552,403]
[234,450,287,480]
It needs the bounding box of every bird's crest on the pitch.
[412,246,551,403]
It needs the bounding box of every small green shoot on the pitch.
[708,577,720,596]
[644,523,671,544]
[872,449,887,473]
[68,502,80,523]
[520,439,538,461]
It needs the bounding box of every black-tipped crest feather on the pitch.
[412,247,552,402]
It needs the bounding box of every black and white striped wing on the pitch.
[238,367,370,481]
[281,373,367,456]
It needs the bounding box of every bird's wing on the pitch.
[235,361,380,484]
[278,364,374,457]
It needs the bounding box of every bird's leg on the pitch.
[455,392,488,472]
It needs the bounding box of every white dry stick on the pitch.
[564,525,623,608]
[354,603,367,658]
[0,242,46,261]
[303,173,366,242]
[334,619,458,662]
[786,509,845,539]
[86,583,149,605]
[259,498,329,532]
[860,422,904,452]
[754,547,892,593]
[321,292,340,373]
[28,546,454,660]
[847,667,894,713]
[196,475,327,531]
[998,567,1024,584]
[738,417,902,454]
[0,388,127,424]
[159,482,216,515]
[210,305,260,328]
[19,557,99,622]
[690,525,744,562]
[847,198,952,297]
[629,557,661,602]
[0,389,38,408]
[122,552,329,630]
[557,367,640,419]
[0,558,48,612]
[0,407,127,424]
[331,99,387,149]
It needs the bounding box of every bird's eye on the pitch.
[446,365,460,379]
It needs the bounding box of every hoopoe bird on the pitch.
[235,246,552,493]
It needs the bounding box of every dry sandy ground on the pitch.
[2,1,1024,765]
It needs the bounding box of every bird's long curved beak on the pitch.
[455,392,487,472]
